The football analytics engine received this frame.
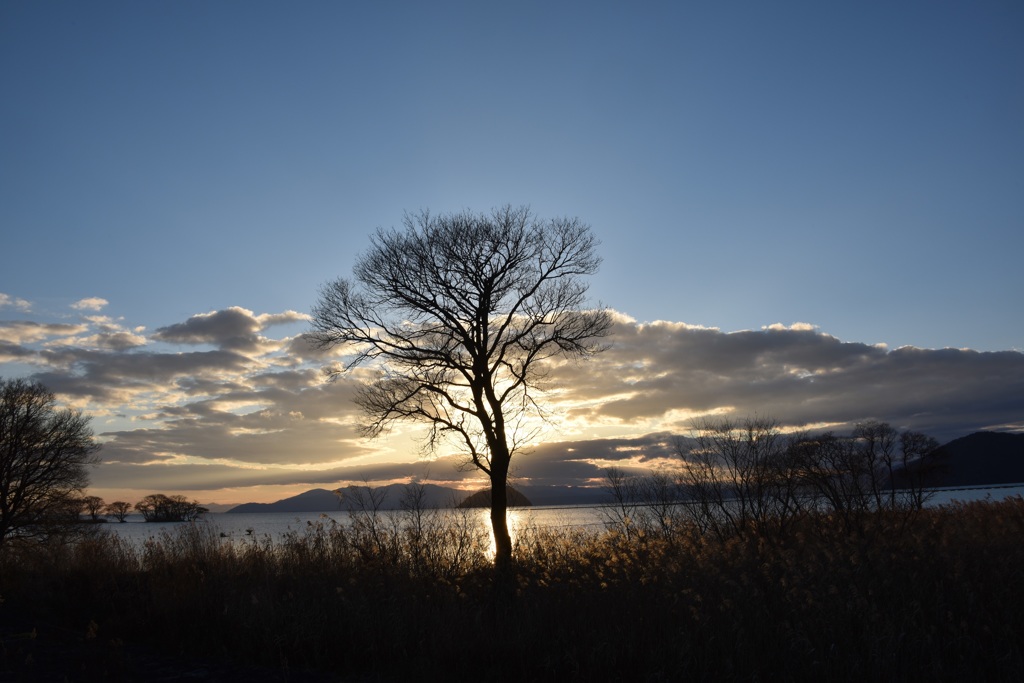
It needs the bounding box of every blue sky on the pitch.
[2,2,1022,504]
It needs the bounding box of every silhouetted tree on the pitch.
[602,467,642,539]
[340,483,397,561]
[788,422,943,532]
[787,431,871,532]
[603,466,687,540]
[895,430,942,508]
[852,421,901,510]
[134,494,207,522]
[0,378,100,547]
[81,495,106,521]
[105,500,133,522]
[637,467,688,537]
[678,417,797,540]
[309,206,611,571]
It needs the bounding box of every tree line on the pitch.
[81,493,208,523]
[605,416,942,541]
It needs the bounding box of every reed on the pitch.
[1,498,1022,680]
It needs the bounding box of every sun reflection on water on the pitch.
[480,507,534,559]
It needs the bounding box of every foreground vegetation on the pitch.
[1,496,1023,681]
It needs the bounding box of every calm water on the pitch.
[100,484,1024,547]
[99,504,609,547]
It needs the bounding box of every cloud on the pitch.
[45,331,147,351]
[29,348,256,408]
[91,455,474,493]
[4,304,1023,500]
[0,294,32,312]
[153,307,262,349]
[93,373,373,467]
[548,318,1024,443]
[256,310,311,328]
[42,315,147,351]
[762,322,818,332]
[71,297,109,311]
[0,321,88,344]
[508,433,682,485]
[93,331,148,350]
[284,333,346,363]
[152,306,305,353]
[0,341,35,363]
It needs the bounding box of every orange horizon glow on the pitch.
[86,481,488,508]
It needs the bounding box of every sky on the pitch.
[2,1,1022,505]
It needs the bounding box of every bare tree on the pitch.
[134,494,207,522]
[896,430,942,509]
[105,500,133,523]
[852,421,900,510]
[602,467,642,539]
[0,378,100,547]
[788,423,943,532]
[787,431,870,531]
[603,465,687,539]
[679,417,796,540]
[81,495,106,521]
[308,206,611,570]
[637,466,688,537]
[339,483,398,562]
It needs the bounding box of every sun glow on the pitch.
[482,507,536,560]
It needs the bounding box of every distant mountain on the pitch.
[225,484,470,513]
[201,502,237,514]
[457,486,532,508]
[927,431,1024,488]
[335,483,468,510]
[227,488,344,513]
[517,485,609,506]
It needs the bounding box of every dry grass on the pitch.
[2,499,1023,681]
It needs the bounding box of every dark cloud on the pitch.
[512,433,680,485]
[91,455,473,492]
[285,333,344,363]
[92,331,148,351]
[250,369,322,391]
[176,376,251,397]
[151,307,311,353]
[30,348,253,404]
[97,380,369,466]
[152,307,264,351]
[550,320,1024,443]
[0,340,34,362]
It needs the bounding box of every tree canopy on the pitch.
[0,378,100,547]
[134,494,208,523]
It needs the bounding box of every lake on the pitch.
[100,483,1024,547]
[99,504,609,547]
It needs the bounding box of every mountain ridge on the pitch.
[223,431,1024,513]
[927,431,1024,488]
[226,484,469,513]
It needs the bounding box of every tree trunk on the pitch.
[489,472,513,571]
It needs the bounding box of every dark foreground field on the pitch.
[2,498,1023,682]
